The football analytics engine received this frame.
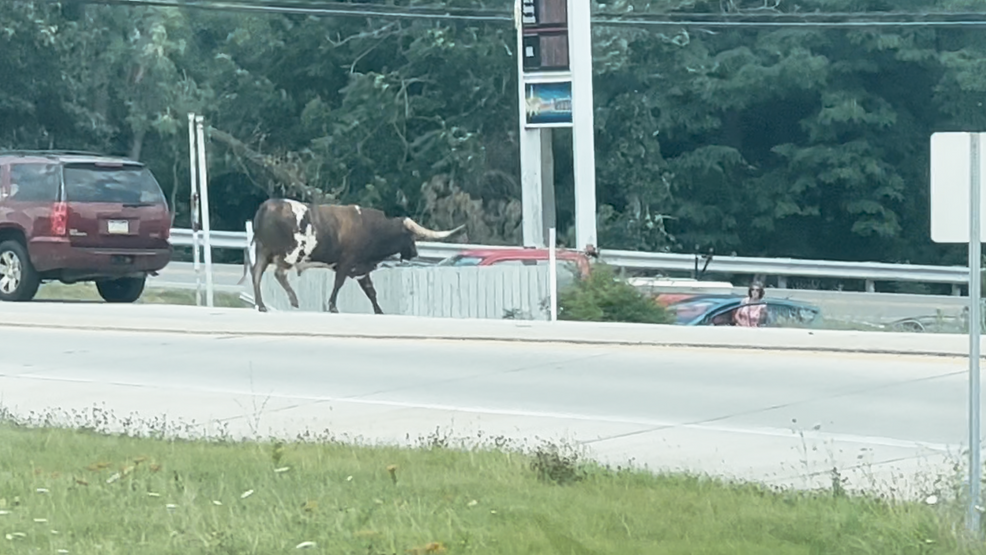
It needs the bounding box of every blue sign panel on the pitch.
[525,81,573,127]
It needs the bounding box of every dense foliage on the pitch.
[558,263,674,324]
[1,0,983,272]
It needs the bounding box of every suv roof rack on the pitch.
[0,149,125,158]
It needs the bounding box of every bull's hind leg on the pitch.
[251,251,273,312]
[326,269,348,314]
[356,274,384,314]
[273,258,300,309]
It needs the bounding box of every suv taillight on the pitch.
[51,202,68,236]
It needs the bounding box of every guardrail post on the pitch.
[245,220,255,266]
[243,220,256,309]
[777,276,787,289]
[955,284,963,296]
[865,280,875,293]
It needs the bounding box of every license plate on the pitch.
[107,220,129,234]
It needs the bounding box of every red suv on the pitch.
[0,150,172,303]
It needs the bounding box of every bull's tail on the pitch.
[236,234,256,286]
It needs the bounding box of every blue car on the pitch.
[666,295,822,328]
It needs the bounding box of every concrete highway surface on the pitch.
[0,302,975,498]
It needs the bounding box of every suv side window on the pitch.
[9,163,60,202]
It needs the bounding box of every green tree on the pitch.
[5,0,986,275]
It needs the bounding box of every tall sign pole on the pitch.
[195,115,216,308]
[930,131,985,535]
[187,113,203,307]
[515,0,596,251]
[970,132,983,534]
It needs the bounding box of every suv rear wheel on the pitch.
[0,240,41,302]
[96,276,146,303]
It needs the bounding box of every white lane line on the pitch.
[0,372,959,454]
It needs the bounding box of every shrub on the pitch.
[558,263,673,324]
[529,441,586,485]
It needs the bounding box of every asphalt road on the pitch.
[0,312,973,498]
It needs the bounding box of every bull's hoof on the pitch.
[290,299,300,309]
[257,305,268,313]
[328,305,339,314]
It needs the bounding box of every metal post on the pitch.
[540,130,556,245]
[195,115,215,308]
[520,128,545,247]
[549,226,557,321]
[187,113,202,307]
[968,131,982,535]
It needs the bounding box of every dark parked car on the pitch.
[666,295,822,328]
[889,311,969,334]
[0,150,172,303]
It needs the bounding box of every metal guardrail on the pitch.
[170,229,248,250]
[168,227,971,288]
[609,250,969,285]
[169,228,512,262]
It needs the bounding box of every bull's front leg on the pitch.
[356,274,384,314]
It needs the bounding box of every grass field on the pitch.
[0,413,983,555]
[34,282,247,308]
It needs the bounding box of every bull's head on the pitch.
[400,239,417,261]
[401,218,465,260]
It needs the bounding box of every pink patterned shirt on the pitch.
[734,299,765,327]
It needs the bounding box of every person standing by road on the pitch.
[734,281,767,327]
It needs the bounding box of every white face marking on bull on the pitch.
[283,199,318,266]
[354,205,361,215]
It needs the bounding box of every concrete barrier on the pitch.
[0,302,979,359]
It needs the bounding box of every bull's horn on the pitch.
[403,218,465,240]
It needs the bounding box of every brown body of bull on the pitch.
[237,198,464,313]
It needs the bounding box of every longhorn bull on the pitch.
[237,198,464,313]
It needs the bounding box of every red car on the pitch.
[437,247,592,287]
[0,150,172,303]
